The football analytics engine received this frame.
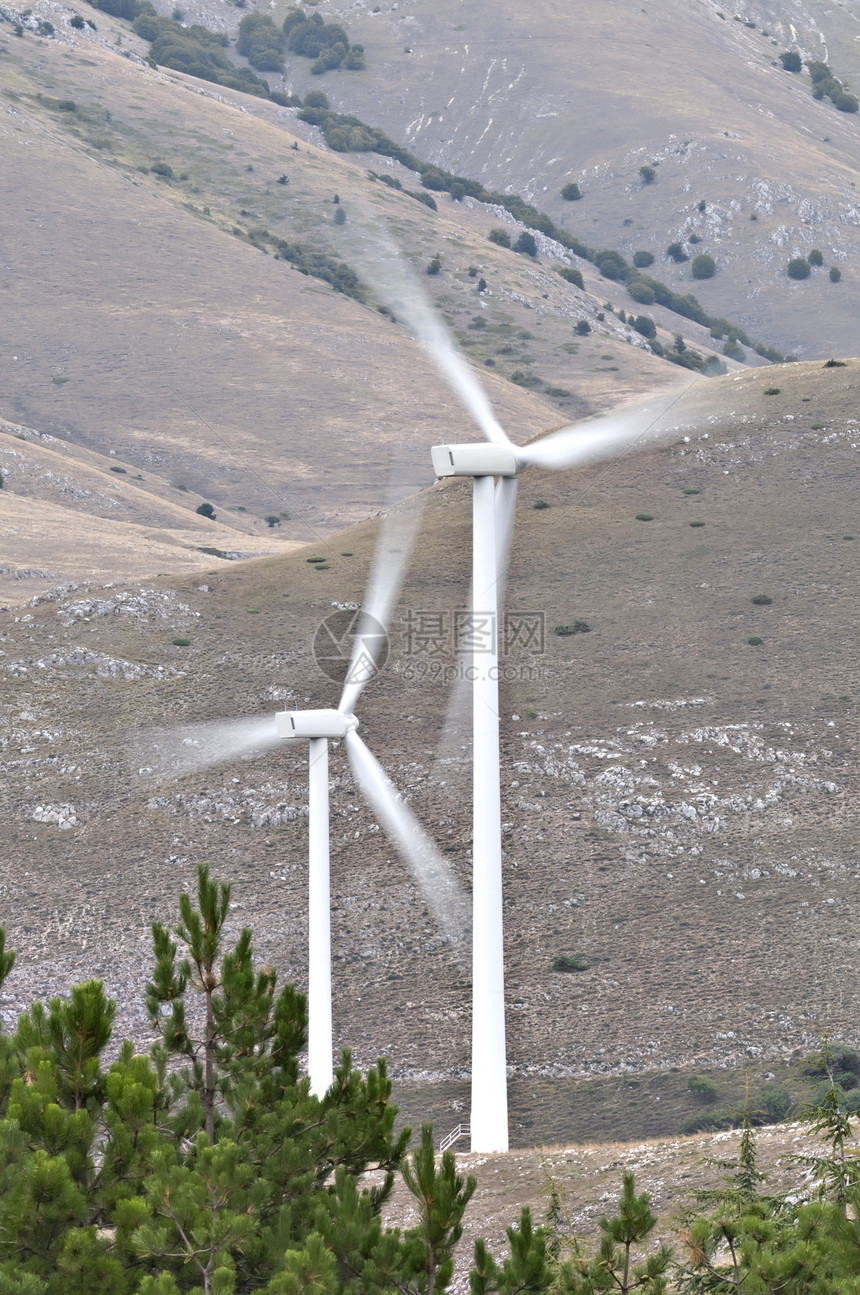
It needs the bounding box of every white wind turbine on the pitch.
[371,257,692,1152]
[145,505,466,1098]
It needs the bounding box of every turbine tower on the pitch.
[146,504,466,1098]
[361,257,689,1151]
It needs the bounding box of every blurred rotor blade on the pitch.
[518,386,694,472]
[339,497,425,717]
[138,714,297,779]
[345,730,468,950]
[494,475,519,615]
[359,246,509,446]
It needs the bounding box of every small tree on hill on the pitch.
[691,253,716,279]
[561,182,581,201]
[195,502,216,519]
[787,256,811,279]
[515,231,538,256]
[779,49,802,72]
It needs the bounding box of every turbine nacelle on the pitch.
[275,709,357,740]
[431,442,520,479]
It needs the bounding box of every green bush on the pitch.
[639,164,656,184]
[779,49,801,71]
[667,241,688,263]
[691,253,716,279]
[787,256,811,279]
[747,635,764,645]
[632,315,656,339]
[764,386,781,395]
[808,248,824,267]
[830,266,842,282]
[633,250,654,268]
[689,520,706,527]
[533,500,550,510]
[195,502,216,519]
[595,249,629,280]
[627,279,656,305]
[303,89,329,108]
[488,227,511,248]
[426,254,442,275]
[561,182,582,200]
[515,231,538,256]
[751,593,772,605]
[574,319,591,335]
[688,1075,719,1103]
[172,636,191,646]
[557,265,584,288]
[555,620,590,635]
[552,955,589,972]
[723,338,745,360]
[635,512,654,521]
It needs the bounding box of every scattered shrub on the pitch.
[747,635,764,645]
[477,277,487,292]
[723,338,746,361]
[69,12,85,27]
[808,248,824,267]
[533,500,550,510]
[779,50,801,71]
[633,250,654,268]
[555,621,590,635]
[574,320,591,335]
[751,594,773,605]
[303,89,329,108]
[688,1075,719,1103]
[691,253,716,279]
[514,231,538,256]
[635,513,654,521]
[627,279,656,305]
[109,465,127,473]
[824,358,848,366]
[488,227,512,248]
[552,955,589,972]
[764,387,781,395]
[557,266,584,289]
[172,637,191,646]
[306,556,327,563]
[666,242,688,263]
[830,266,842,282]
[595,249,628,280]
[426,254,442,275]
[265,515,281,527]
[195,502,216,519]
[684,487,700,495]
[639,164,656,184]
[689,520,706,527]
[334,206,347,225]
[632,315,657,339]
[787,256,811,280]
[561,182,582,201]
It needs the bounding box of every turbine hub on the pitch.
[275,709,353,740]
[431,442,520,479]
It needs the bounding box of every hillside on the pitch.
[2,360,857,1147]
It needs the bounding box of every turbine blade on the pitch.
[344,730,467,949]
[339,497,425,717]
[494,475,519,614]
[138,715,297,779]
[518,386,693,471]
[359,246,510,446]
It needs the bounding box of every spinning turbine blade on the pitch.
[140,715,295,778]
[344,729,467,949]
[358,246,509,446]
[339,498,425,717]
[519,387,693,472]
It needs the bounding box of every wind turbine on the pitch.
[369,253,691,1152]
[145,504,466,1097]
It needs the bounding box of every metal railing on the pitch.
[438,1123,470,1153]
